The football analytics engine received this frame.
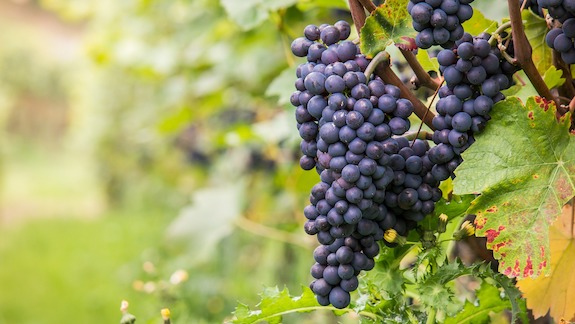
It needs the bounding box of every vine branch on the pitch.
[357,0,377,12]
[400,49,442,90]
[507,0,558,108]
[348,0,367,33]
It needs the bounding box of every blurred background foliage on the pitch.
[0,0,505,323]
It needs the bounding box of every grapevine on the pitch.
[232,0,575,322]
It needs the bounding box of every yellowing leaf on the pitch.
[516,204,575,322]
[453,97,575,278]
[543,66,566,90]
[523,10,553,74]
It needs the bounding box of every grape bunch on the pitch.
[428,33,519,178]
[539,0,575,22]
[382,138,442,224]
[290,21,443,309]
[408,0,475,49]
[545,19,575,63]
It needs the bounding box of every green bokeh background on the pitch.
[0,0,506,323]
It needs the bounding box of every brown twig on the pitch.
[413,79,443,144]
[375,63,436,130]
[348,0,367,32]
[400,49,441,90]
[507,0,559,109]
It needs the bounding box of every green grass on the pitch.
[0,209,171,324]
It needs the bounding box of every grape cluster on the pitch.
[428,33,519,177]
[545,19,575,63]
[408,0,475,49]
[538,0,575,63]
[291,21,443,309]
[382,138,442,224]
[539,0,575,22]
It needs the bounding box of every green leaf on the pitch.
[445,282,511,324]
[543,65,566,90]
[360,0,416,58]
[433,194,475,220]
[230,286,377,323]
[265,67,294,106]
[461,9,497,36]
[417,259,472,313]
[453,96,575,278]
[220,0,297,30]
[415,50,439,74]
[231,286,317,323]
[523,10,553,74]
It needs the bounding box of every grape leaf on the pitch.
[231,286,317,323]
[230,286,376,323]
[543,65,566,90]
[445,282,511,324]
[516,204,575,322]
[415,50,439,75]
[417,259,473,313]
[453,96,575,278]
[461,8,497,36]
[523,10,553,74]
[360,0,416,58]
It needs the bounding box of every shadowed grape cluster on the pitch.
[539,0,575,22]
[290,21,442,309]
[538,0,575,63]
[408,0,475,49]
[428,33,519,178]
[545,19,575,63]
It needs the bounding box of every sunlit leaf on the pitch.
[523,10,553,74]
[543,65,566,90]
[461,9,497,36]
[454,97,575,278]
[360,0,416,58]
[230,286,376,323]
[415,50,439,74]
[516,204,575,322]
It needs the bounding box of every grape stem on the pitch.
[425,307,437,324]
[400,49,442,90]
[487,21,512,47]
[507,0,559,110]
[364,50,391,81]
[404,130,433,141]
